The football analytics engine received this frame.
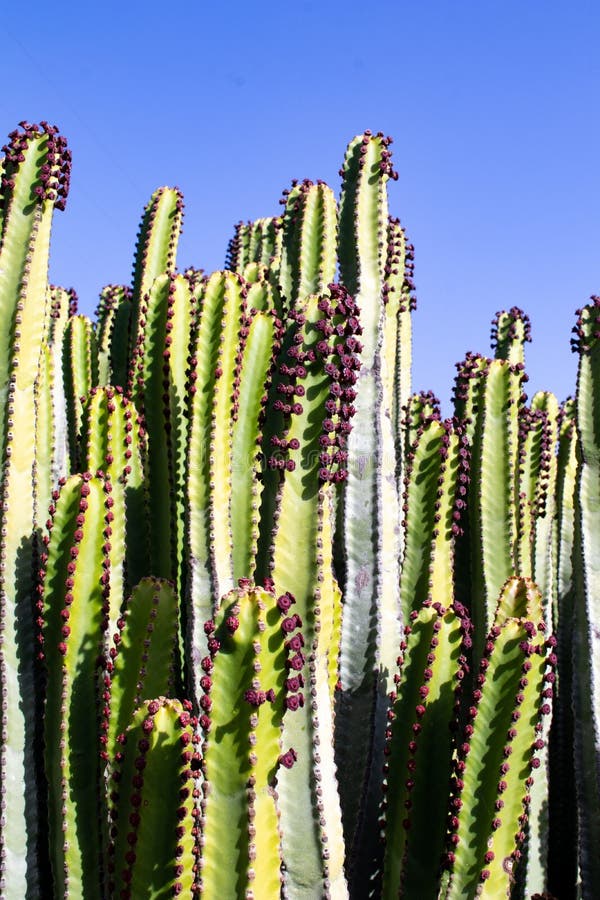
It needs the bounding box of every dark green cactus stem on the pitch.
[278,180,338,307]
[529,391,560,604]
[256,285,361,897]
[41,473,121,898]
[443,577,553,899]
[453,354,523,662]
[62,313,98,471]
[0,121,70,897]
[196,583,304,897]
[108,697,199,897]
[570,296,600,897]
[491,306,532,366]
[381,601,470,898]
[79,386,149,592]
[335,131,405,887]
[547,398,580,899]
[129,186,184,358]
[103,577,179,763]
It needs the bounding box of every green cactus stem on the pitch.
[278,179,337,308]
[102,577,179,763]
[335,131,406,887]
[0,121,70,897]
[453,354,524,661]
[547,398,580,899]
[399,416,467,622]
[381,601,470,899]
[570,296,600,897]
[255,285,360,898]
[225,216,282,273]
[129,272,196,592]
[196,582,306,898]
[443,577,554,900]
[128,186,184,362]
[107,697,200,898]
[491,306,532,367]
[185,270,277,693]
[62,313,98,472]
[94,284,133,388]
[41,473,121,898]
[79,386,149,593]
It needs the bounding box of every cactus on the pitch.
[0,120,597,900]
[0,121,70,897]
[570,296,600,897]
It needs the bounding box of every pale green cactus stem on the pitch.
[62,313,98,471]
[41,473,125,898]
[570,296,600,897]
[254,285,361,898]
[335,131,405,888]
[79,386,149,594]
[381,601,470,898]
[0,121,70,897]
[547,398,580,898]
[443,577,554,900]
[453,353,524,661]
[107,697,199,897]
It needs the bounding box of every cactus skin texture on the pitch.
[570,297,600,897]
[0,121,71,897]
[1,121,600,900]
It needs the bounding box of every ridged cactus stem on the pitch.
[62,314,98,471]
[107,697,200,897]
[257,286,360,898]
[196,583,305,897]
[381,601,470,898]
[453,355,523,662]
[570,296,600,896]
[0,121,70,897]
[41,474,116,898]
[128,186,184,364]
[547,399,580,898]
[443,577,554,899]
[335,131,405,885]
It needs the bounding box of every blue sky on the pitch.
[3,2,599,412]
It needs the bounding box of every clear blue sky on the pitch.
[3,2,599,412]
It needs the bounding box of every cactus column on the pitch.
[0,122,70,897]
